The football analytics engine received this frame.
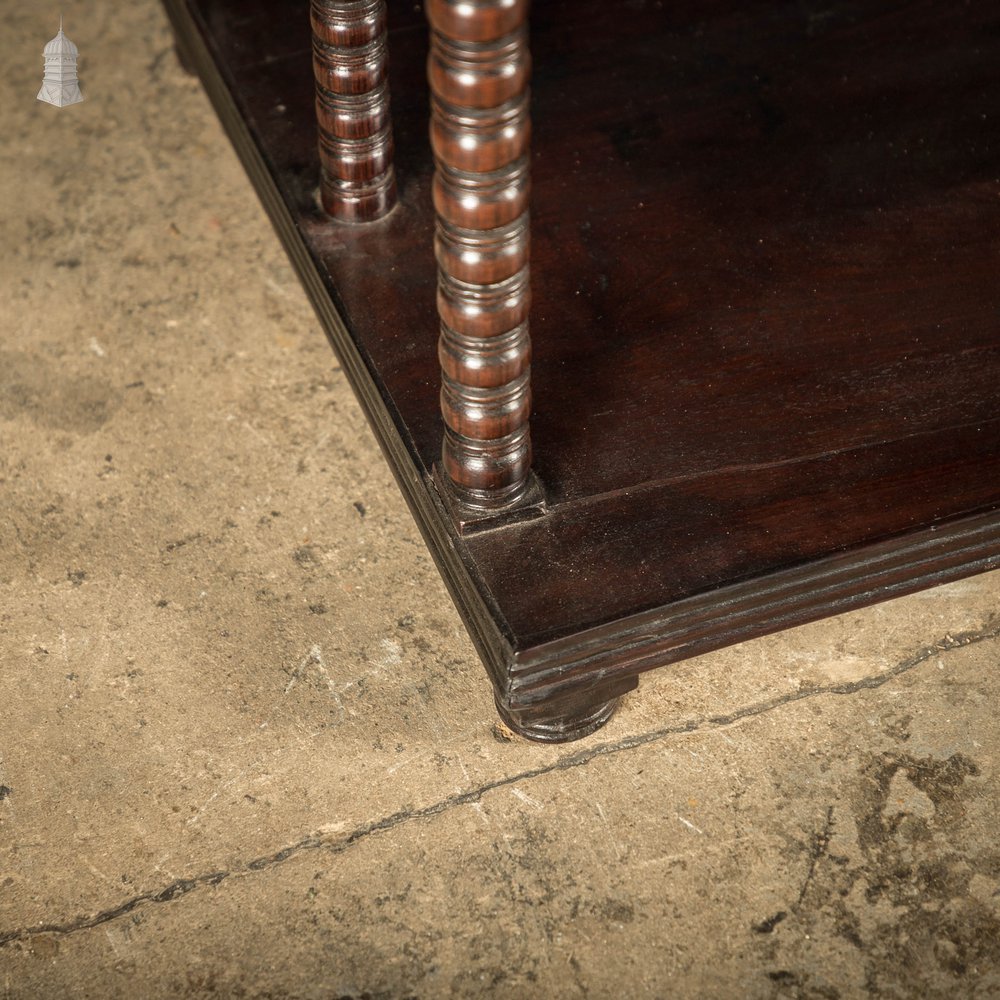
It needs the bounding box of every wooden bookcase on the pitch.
[163,0,1000,740]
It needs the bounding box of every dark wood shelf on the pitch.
[163,0,1000,739]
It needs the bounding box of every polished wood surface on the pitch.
[311,0,396,221]
[163,0,1000,740]
[428,0,534,509]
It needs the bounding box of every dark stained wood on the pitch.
[428,0,534,510]
[162,0,1000,741]
[311,0,396,221]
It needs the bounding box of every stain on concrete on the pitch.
[0,351,122,433]
[292,544,322,568]
[754,750,1000,998]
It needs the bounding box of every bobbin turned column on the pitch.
[427,0,535,512]
[311,0,397,223]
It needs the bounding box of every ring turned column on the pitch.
[427,0,534,511]
[311,0,397,222]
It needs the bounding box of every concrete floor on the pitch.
[3,4,1000,997]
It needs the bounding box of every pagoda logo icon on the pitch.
[38,18,84,108]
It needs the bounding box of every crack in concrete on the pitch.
[794,805,836,911]
[1,620,997,948]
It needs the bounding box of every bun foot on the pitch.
[494,693,619,743]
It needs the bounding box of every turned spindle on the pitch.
[311,0,397,222]
[427,0,534,510]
